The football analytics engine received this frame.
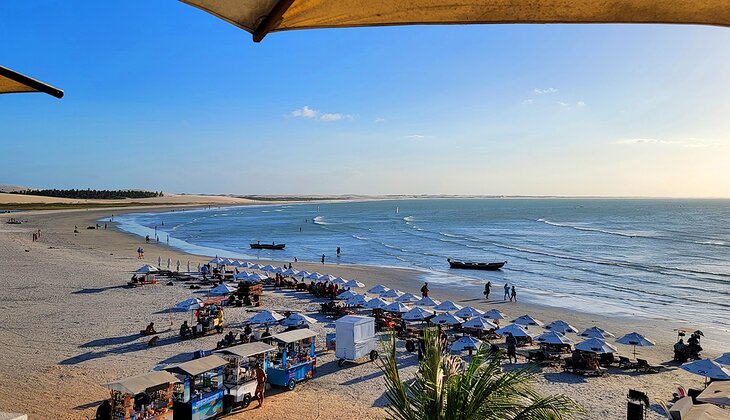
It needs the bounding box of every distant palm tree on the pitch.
[378,328,583,419]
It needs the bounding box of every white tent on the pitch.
[346,295,369,306]
[402,307,434,321]
[345,279,365,288]
[383,301,411,313]
[281,313,318,327]
[579,326,615,339]
[367,284,390,294]
[434,301,462,312]
[380,289,404,299]
[681,359,730,381]
[544,320,578,334]
[175,298,203,311]
[454,306,484,319]
[483,309,506,320]
[336,290,359,300]
[396,292,419,303]
[462,317,498,331]
[134,264,159,274]
[451,335,483,352]
[575,338,617,354]
[364,297,390,310]
[414,296,441,307]
[535,331,573,345]
[511,314,543,326]
[246,310,284,325]
[494,323,533,338]
[210,283,237,295]
[431,312,464,326]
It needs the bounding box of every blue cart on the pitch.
[263,329,318,390]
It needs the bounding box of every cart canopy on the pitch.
[165,355,228,377]
[215,342,277,358]
[268,328,318,344]
[105,371,180,395]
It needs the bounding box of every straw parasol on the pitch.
[179,1,730,43]
[0,65,64,98]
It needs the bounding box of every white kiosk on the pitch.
[335,315,379,367]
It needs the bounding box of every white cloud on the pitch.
[289,106,353,122]
[374,117,387,123]
[577,101,586,107]
[612,138,721,148]
[557,101,570,108]
[534,87,558,95]
[405,134,427,139]
[521,99,534,105]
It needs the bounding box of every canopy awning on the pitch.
[215,342,277,358]
[105,371,180,395]
[180,0,730,43]
[165,355,229,377]
[267,328,318,343]
[0,66,63,98]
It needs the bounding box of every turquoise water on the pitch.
[116,199,730,327]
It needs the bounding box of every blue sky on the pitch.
[2,1,730,197]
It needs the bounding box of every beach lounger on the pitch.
[619,356,638,370]
[636,358,662,373]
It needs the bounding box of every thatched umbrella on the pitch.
[0,65,63,98]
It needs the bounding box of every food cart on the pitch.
[263,329,318,390]
[335,315,379,367]
[104,371,179,420]
[193,298,225,337]
[213,342,277,412]
[165,355,228,420]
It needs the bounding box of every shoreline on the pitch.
[1,204,727,419]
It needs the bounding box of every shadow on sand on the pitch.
[60,335,179,365]
[72,285,127,294]
[80,333,143,348]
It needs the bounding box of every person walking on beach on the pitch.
[254,363,267,408]
[510,285,517,302]
[483,281,491,300]
[503,283,510,301]
[137,247,143,259]
[321,254,325,264]
[420,282,430,298]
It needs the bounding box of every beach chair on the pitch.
[636,358,662,373]
[563,358,575,373]
[600,352,617,367]
[619,356,638,370]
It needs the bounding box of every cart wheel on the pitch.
[405,340,416,352]
[241,394,251,408]
[287,379,297,391]
[370,350,379,361]
[337,359,345,367]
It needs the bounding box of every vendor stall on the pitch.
[263,329,318,390]
[214,342,277,412]
[335,315,379,367]
[165,355,228,420]
[105,371,179,420]
[193,299,225,337]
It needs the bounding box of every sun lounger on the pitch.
[636,358,662,373]
[619,356,638,370]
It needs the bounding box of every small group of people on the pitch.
[309,280,341,299]
[673,330,704,363]
[31,228,42,242]
[503,283,517,302]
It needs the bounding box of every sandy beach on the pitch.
[1,204,728,419]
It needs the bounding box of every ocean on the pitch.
[115,198,730,328]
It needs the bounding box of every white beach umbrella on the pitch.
[396,292,420,303]
[175,298,203,311]
[575,338,617,354]
[337,290,359,300]
[228,260,243,267]
[681,359,730,381]
[307,272,323,280]
[451,335,483,352]
[247,310,285,325]
[579,326,615,339]
[225,258,237,265]
[402,307,434,321]
[414,296,441,307]
[462,317,498,331]
[280,313,318,327]
[512,314,543,326]
[368,284,390,294]
[535,331,573,345]
[283,268,300,277]
[234,271,251,280]
[383,301,412,313]
[434,301,462,312]
[209,257,224,264]
[346,294,369,306]
[544,320,579,334]
[431,312,464,326]
[210,283,237,295]
[454,306,484,319]
[483,309,506,320]
[715,353,730,366]
[250,263,263,270]
[246,273,268,282]
[321,274,337,282]
[271,266,285,274]
[134,264,159,274]
[616,332,655,357]
[364,297,390,310]
[260,264,277,272]
[494,323,533,338]
[298,270,311,278]
[697,381,730,406]
[331,276,349,286]
[380,289,404,299]
[346,279,365,288]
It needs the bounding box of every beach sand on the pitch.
[1,205,727,419]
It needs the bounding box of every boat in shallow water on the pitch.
[447,258,506,270]
[250,242,286,250]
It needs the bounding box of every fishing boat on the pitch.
[447,258,506,270]
[250,242,286,250]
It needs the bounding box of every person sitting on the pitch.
[142,322,157,335]
[243,295,252,306]
[179,321,191,339]
[674,339,687,362]
[261,327,271,338]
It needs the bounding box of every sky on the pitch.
[2,1,730,197]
